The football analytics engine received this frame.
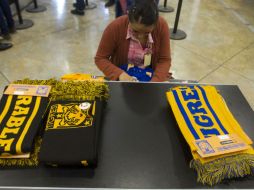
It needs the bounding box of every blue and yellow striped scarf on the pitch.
[166,85,254,185]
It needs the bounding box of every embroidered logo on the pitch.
[196,140,215,154]
[47,102,94,130]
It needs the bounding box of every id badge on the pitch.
[144,54,151,67]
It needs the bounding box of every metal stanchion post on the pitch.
[14,0,34,30]
[85,0,97,10]
[158,0,174,13]
[26,0,47,13]
[170,0,186,40]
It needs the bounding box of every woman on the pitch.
[95,0,171,82]
[115,0,159,18]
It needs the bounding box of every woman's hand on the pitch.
[119,72,138,82]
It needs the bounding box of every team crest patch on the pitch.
[196,140,215,155]
[36,86,50,96]
[47,102,94,129]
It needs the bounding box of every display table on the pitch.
[0,82,253,189]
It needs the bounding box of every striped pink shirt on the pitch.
[126,26,154,67]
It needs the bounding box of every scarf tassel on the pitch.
[0,138,41,167]
[190,153,254,186]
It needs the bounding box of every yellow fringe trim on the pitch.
[0,138,42,167]
[13,78,109,101]
[190,153,254,186]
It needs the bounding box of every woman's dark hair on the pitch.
[128,0,159,26]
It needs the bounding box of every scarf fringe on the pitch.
[0,138,42,167]
[50,80,109,101]
[190,153,254,186]
[13,78,109,101]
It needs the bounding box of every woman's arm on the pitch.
[151,18,171,82]
[94,22,124,80]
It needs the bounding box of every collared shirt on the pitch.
[126,25,154,67]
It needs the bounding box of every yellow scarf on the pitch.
[61,73,105,82]
[166,85,254,185]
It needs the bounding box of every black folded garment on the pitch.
[39,99,105,167]
[0,94,49,166]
